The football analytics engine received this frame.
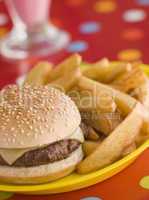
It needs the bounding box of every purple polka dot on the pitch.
[136,0,149,5]
[79,21,101,34]
[67,41,88,52]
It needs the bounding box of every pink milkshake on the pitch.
[0,0,70,59]
[6,0,51,28]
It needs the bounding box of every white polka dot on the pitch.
[123,9,147,22]
[0,13,8,26]
[81,197,102,200]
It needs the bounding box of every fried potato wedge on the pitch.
[135,132,149,146]
[122,142,136,157]
[83,140,101,156]
[135,102,149,145]
[81,110,123,135]
[77,76,137,116]
[24,61,52,86]
[77,103,144,174]
[80,123,100,141]
[69,88,117,113]
[110,64,149,141]
[83,61,131,83]
[47,54,82,82]
[49,67,81,92]
[131,77,149,111]
[110,64,147,93]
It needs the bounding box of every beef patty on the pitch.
[0,139,80,167]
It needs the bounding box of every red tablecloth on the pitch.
[0,0,149,199]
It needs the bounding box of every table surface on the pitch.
[0,0,149,200]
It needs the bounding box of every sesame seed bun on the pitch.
[0,85,81,148]
[0,146,83,184]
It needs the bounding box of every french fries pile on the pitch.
[24,54,149,174]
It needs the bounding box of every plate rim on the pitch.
[0,63,149,192]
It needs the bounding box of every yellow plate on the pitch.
[0,64,149,195]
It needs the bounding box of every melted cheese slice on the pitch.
[0,148,33,165]
[0,127,84,165]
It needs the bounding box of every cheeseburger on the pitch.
[0,85,84,184]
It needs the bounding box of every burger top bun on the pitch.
[0,85,81,149]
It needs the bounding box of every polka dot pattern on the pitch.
[117,49,142,61]
[136,0,149,5]
[0,0,149,199]
[79,21,101,34]
[140,176,149,189]
[123,9,147,22]
[122,28,144,41]
[67,41,88,52]
[0,192,13,200]
[94,1,117,13]
[81,197,102,200]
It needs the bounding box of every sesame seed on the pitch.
[29,125,33,130]
[11,127,15,131]
[21,129,25,134]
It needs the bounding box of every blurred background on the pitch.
[0,0,148,88]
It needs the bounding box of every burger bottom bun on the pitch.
[0,146,83,185]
